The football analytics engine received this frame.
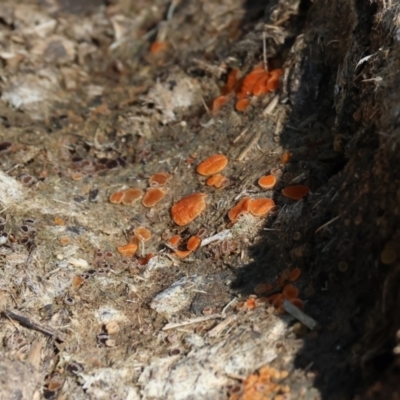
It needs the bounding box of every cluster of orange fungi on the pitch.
[212,65,283,114]
[167,234,202,259]
[228,197,275,221]
[118,226,153,259]
[252,267,304,313]
[229,366,289,400]
[108,151,309,282]
[109,172,170,207]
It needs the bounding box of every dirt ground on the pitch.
[1,0,400,399]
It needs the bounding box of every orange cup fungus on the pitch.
[187,235,201,251]
[254,282,273,295]
[212,65,283,114]
[221,69,239,95]
[258,175,277,190]
[212,95,229,114]
[171,192,207,226]
[109,191,125,204]
[71,275,85,289]
[235,98,250,112]
[121,188,143,205]
[282,185,310,200]
[289,298,304,310]
[133,227,152,242]
[197,154,228,176]
[168,235,181,248]
[149,172,171,187]
[173,249,192,259]
[142,187,167,207]
[117,243,137,257]
[206,173,228,188]
[249,198,275,217]
[283,284,299,300]
[150,41,168,54]
[289,267,301,282]
[228,197,251,222]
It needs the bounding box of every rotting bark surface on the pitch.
[1,0,400,399]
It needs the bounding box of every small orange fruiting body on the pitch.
[221,69,239,95]
[149,172,171,187]
[117,243,138,257]
[206,173,228,188]
[187,235,201,251]
[246,298,256,310]
[228,197,251,222]
[197,154,228,176]
[258,175,277,190]
[173,249,192,258]
[235,98,250,112]
[290,298,304,310]
[289,267,301,282]
[283,284,299,299]
[142,187,167,207]
[252,74,271,96]
[171,192,207,226]
[254,283,273,295]
[109,191,124,204]
[168,235,181,248]
[281,151,293,164]
[282,185,310,200]
[54,216,65,226]
[72,275,85,288]
[139,253,155,265]
[212,95,229,114]
[59,237,70,246]
[249,198,275,216]
[121,188,143,205]
[150,41,168,54]
[134,227,152,242]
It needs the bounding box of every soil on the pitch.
[1,0,400,399]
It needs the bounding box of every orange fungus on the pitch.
[134,227,152,242]
[168,235,181,248]
[149,172,171,187]
[121,188,143,205]
[150,41,168,54]
[235,98,250,112]
[212,95,229,114]
[109,191,124,204]
[289,267,301,282]
[187,235,201,251]
[228,197,251,222]
[173,249,192,259]
[117,243,137,257]
[290,298,304,310]
[282,185,310,200]
[171,192,207,226]
[249,198,275,217]
[206,173,228,188]
[283,284,299,300]
[258,175,277,190]
[142,188,167,207]
[197,154,228,176]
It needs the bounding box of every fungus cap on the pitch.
[197,154,228,176]
[171,192,207,226]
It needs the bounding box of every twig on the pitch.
[263,94,279,116]
[237,131,262,161]
[283,300,317,330]
[207,314,236,338]
[233,127,248,144]
[162,314,222,330]
[263,31,268,71]
[201,229,232,247]
[315,214,342,234]
[3,309,67,341]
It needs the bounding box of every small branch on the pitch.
[162,314,222,330]
[3,310,67,341]
[283,300,317,330]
